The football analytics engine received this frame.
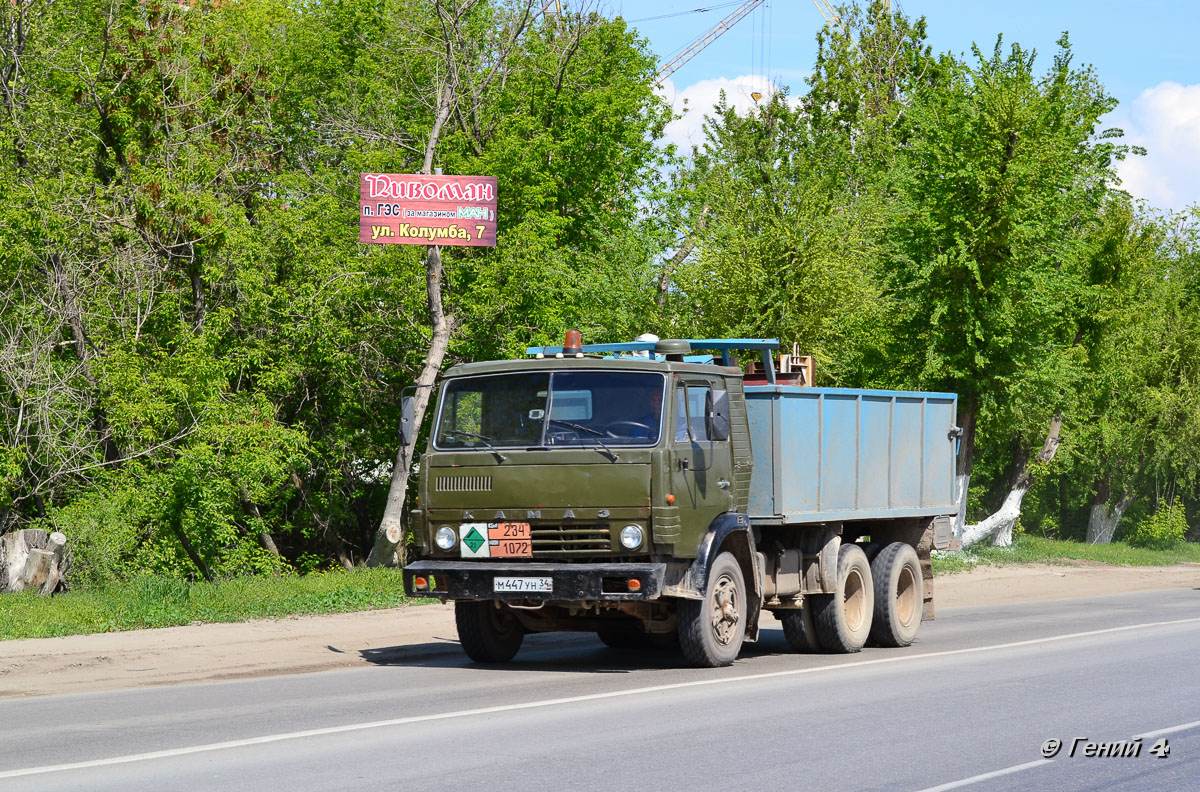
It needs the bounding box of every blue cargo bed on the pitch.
[745,386,959,525]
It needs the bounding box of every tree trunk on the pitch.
[951,398,977,542]
[952,473,969,544]
[1086,492,1133,544]
[239,485,280,561]
[168,508,215,583]
[657,208,708,309]
[961,413,1062,549]
[955,397,978,480]
[366,28,465,569]
[961,487,1027,549]
[367,243,457,568]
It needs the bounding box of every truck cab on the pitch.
[403,336,957,667]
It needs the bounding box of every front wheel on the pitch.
[455,600,525,663]
[812,543,874,653]
[678,551,747,667]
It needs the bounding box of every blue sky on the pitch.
[615,1,1200,210]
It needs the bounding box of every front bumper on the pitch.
[404,560,666,601]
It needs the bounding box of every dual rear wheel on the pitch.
[781,541,923,653]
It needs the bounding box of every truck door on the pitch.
[669,378,735,533]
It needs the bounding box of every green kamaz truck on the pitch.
[402,335,959,667]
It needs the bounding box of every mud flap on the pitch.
[917,523,936,621]
[800,526,842,594]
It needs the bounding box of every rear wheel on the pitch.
[678,552,746,667]
[779,604,822,652]
[455,600,525,663]
[868,542,924,647]
[812,543,874,653]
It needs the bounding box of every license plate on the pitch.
[494,576,552,593]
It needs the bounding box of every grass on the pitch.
[932,535,1200,576]
[0,567,422,641]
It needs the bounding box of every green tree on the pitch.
[885,35,1126,545]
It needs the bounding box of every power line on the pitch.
[626,2,743,25]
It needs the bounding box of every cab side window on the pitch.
[675,384,712,442]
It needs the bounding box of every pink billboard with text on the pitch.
[359,173,498,247]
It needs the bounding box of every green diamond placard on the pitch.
[463,527,485,553]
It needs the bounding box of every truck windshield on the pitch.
[435,371,665,450]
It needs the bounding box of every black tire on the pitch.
[868,542,924,647]
[597,630,678,651]
[678,551,747,667]
[779,604,823,652]
[812,543,874,653]
[455,600,525,663]
[862,542,883,564]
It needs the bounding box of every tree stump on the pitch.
[0,529,70,595]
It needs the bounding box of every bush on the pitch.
[39,480,152,588]
[1123,498,1189,550]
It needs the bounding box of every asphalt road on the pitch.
[2,588,1198,792]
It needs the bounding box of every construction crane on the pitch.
[656,0,767,81]
[811,0,844,30]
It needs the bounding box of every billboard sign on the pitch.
[359,173,498,247]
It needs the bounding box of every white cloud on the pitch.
[657,74,793,155]
[1107,82,1200,211]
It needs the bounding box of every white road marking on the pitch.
[1133,719,1200,740]
[910,759,1054,792]
[1,616,1198,780]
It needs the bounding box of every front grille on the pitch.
[435,475,492,492]
[531,525,611,555]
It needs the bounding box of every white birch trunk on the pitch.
[959,414,1063,550]
[961,487,1027,549]
[1086,497,1131,544]
[953,474,970,542]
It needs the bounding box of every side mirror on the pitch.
[399,395,416,447]
[705,389,730,442]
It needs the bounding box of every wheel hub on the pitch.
[709,574,740,645]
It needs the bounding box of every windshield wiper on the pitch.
[547,419,619,461]
[441,429,507,462]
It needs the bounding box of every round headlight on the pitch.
[435,526,457,551]
[620,524,644,550]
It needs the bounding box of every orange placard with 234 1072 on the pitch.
[488,522,532,558]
